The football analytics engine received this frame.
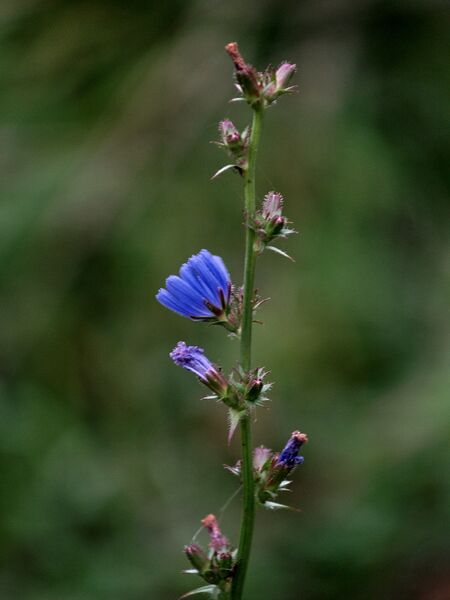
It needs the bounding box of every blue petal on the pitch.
[179,261,213,301]
[192,252,222,305]
[165,276,211,316]
[157,288,210,318]
[183,355,212,380]
[205,251,230,297]
[156,289,192,317]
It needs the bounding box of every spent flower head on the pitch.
[201,514,230,553]
[183,516,236,591]
[225,42,262,107]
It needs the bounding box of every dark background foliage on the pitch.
[1,1,449,599]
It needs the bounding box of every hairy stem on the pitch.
[232,106,263,600]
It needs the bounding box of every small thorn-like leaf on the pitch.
[279,480,292,488]
[263,501,291,510]
[182,569,200,575]
[253,297,271,310]
[179,585,219,599]
[282,227,297,236]
[266,245,295,262]
[263,501,301,511]
[224,463,241,477]
[211,164,236,180]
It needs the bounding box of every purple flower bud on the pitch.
[252,191,295,253]
[219,119,241,150]
[184,543,208,573]
[217,120,251,174]
[170,342,228,396]
[275,62,296,90]
[201,514,229,553]
[276,430,308,469]
[262,191,284,220]
[253,446,272,471]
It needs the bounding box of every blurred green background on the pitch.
[1,1,449,599]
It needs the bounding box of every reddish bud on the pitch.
[271,215,286,236]
[184,543,208,573]
[247,377,263,402]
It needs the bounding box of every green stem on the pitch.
[231,106,264,600]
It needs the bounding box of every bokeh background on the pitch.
[1,1,449,599]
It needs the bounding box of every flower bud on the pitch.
[251,191,295,254]
[184,543,208,573]
[216,120,251,174]
[216,551,234,580]
[262,191,283,220]
[270,215,286,237]
[247,377,263,403]
[275,62,296,90]
[253,446,272,472]
[219,119,242,151]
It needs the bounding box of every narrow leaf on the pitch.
[266,246,295,262]
[179,584,219,599]
[279,480,292,489]
[211,164,236,180]
[223,463,241,477]
[263,500,300,511]
[182,569,200,575]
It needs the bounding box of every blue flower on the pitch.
[276,430,308,468]
[170,341,228,396]
[156,249,231,321]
